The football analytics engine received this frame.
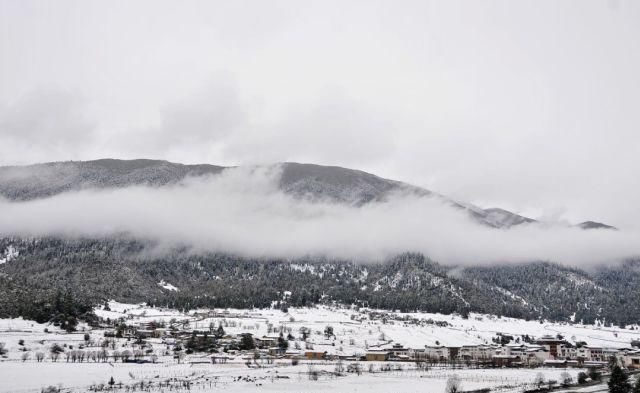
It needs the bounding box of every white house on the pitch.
[623,350,640,369]
[417,346,450,361]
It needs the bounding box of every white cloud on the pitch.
[0,88,97,163]
[224,90,396,166]
[1,167,638,266]
[1,0,640,228]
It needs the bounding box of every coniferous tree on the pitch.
[632,377,640,393]
[216,324,225,338]
[277,333,288,350]
[239,333,255,350]
[608,365,631,393]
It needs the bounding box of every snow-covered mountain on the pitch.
[0,159,224,200]
[0,160,633,324]
[2,236,639,325]
[0,159,612,229]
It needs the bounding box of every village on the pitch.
[109,311,640,371]
[2,302,640,393]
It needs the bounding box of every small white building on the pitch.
[623,350,640,369]
[525,346,550,364]
[458,345,497,360]
[584,346,604,361]
[499,344,531,358]
[387,343,410,358]
[417,346,450,361]
[559,346,577,359]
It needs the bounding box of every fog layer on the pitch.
[0,167,637,266]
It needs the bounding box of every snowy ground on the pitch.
[1,303,638,393]
[0,360,587,393]
[96,302,640,352]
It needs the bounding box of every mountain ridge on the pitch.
[0,159,631,324]
[0,158,613,230]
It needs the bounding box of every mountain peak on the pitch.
[576,221,617,230]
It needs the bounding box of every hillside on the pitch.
[1,236,638,325]
[0,159,225,200]
[0,159,613,229]
[0,159,629,326]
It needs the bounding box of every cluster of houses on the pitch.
[359,336,640,370]
[291,336,640,370]
[108,321,640,370]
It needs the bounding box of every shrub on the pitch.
[577,372,588,384]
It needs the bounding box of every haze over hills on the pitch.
[3,2,640,392]
[0,159,613,230]
[2,159,636,326]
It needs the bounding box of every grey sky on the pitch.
[1,0,639,228]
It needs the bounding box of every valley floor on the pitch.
[0,361,588,393]
[1,303,639,392]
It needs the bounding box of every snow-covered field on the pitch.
[96,302,640,351]
[0,362,587,393]
[1,303,638,393]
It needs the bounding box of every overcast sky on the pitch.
[1,0,639,228]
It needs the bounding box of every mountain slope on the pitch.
[279,162,429,205]
[0,159,225,201]
[0,158,582,229]
[461,260,640,326]
[0,158,627,325]
[0,236,638,324]
[576,221,617,230]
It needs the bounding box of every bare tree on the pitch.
[308,365,319,381]
[534,372,545,388]
[445,374,462,393]
[334,360,344,375]
[121,350,132,362]
[49,343,63,362]
[347,363,362,375]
